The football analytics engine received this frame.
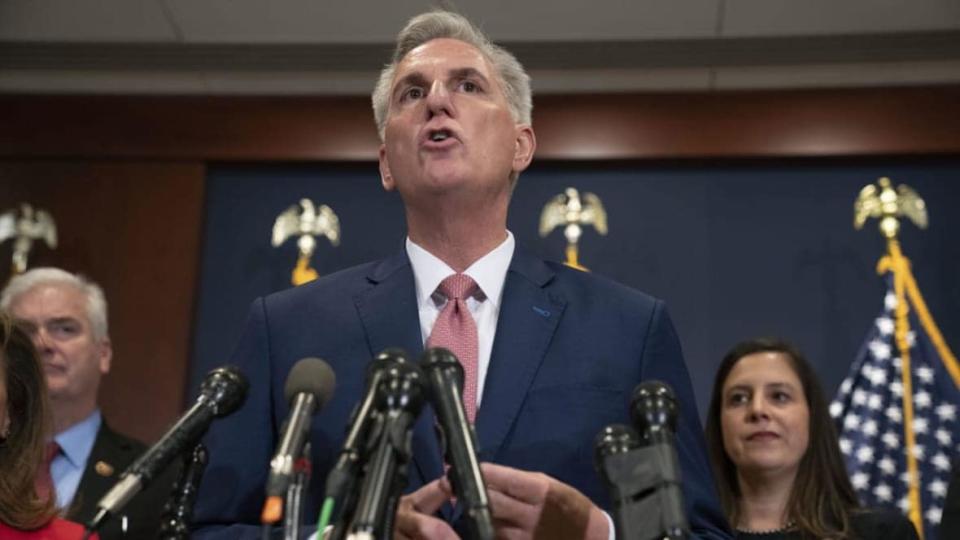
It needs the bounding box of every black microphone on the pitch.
[630,381,679,447]
[86,366,248,534]
[324,348,409,531]
[348,360,425,539]
[261,357,337,524]
[630,381,687,540]
[594,424,641,470]
[420,347,494,540]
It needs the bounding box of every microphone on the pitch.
[594,381,688,540]
[594,424,641,468]
[323,349,408,532]
[348,360,425,539]
[630,381,687,540]
[420,347,494,540]
[86,366,248,534]
[261,357,337,524]
[630,381,679,447]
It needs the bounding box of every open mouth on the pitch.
[429,129,452,142]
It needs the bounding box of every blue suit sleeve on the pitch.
[191,298,282,539]
[639,301,732,540]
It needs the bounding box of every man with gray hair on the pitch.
[1,267,176,540]
[194,9,730,540]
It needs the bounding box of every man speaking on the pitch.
[193,10,730,540]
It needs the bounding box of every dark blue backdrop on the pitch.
[191,159,960,420]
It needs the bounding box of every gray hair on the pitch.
[0,267,109,340]
[372,10,532,140]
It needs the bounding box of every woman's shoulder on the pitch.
[0,518,97,539]
[851,508,919,540]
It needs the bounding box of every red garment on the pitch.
[0,518,98,539]
[34,441,61,503]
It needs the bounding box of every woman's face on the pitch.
[720,351,810,480]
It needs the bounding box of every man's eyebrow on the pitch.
[449,67,490,84]
[45,316,81,327]
[392,72,429,100]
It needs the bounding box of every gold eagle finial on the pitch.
[854,177,927,239]
[0,203,58,276]
[272,199,340,285]
[539,187,607,270]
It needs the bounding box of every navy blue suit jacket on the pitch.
[192,249,731,539]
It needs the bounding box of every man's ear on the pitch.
[379,145,395,191]
[98,337,113,375]
[512,125,537,174]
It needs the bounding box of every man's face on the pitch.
[378,38,535,208]
[7,282,111,405]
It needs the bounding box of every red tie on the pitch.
[427,274,480,423]
[35,441,60,502]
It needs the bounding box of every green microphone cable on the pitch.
[317,497,335,536]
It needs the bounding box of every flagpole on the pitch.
[879,239,924,537]
[900,263,960,389]
[844,176,958,540]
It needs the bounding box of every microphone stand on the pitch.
[284,442,312,540]
[343,362,424,540]
[598,442,687,540]
[159,443,209,540]
[345,410,416,540]
[328,413,384,540]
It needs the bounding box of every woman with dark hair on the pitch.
[704,337,917,539]
[0,313,97,538]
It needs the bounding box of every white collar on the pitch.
[406,231,515,310]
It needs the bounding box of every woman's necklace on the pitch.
[735,520,796,534]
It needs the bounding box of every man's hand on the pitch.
[393,478,459,540]
[481,463,609,540]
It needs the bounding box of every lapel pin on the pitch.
[95,461,114,477]
[532,306,551,318]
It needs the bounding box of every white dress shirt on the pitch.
[405,231,616,540]
[406,231,514,410]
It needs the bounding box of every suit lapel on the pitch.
[69,423,138,522]
[475,251,565,461]
[353,252,443,488]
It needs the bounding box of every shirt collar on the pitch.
[54,409,101,468]
[406,231,515,310]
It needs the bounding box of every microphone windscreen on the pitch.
[630,380,678,438]
[284,357,336,410]
[420,347,465,391]
[200,365,249,417]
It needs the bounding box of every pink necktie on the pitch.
[35,441,60,502]
[427,273,480,423]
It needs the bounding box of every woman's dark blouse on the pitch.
[734,508,919,540]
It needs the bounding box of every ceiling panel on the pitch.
[0,0,178,41]
[723,0,960,37]
[164,0,721,44]
[714,60,960,89]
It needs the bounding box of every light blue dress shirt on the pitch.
[51,409,101,509]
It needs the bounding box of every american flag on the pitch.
[831,273,960,540]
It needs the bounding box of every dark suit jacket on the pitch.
[941,464,960,540]
[68,421,178,540]
[192,249,732,539]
